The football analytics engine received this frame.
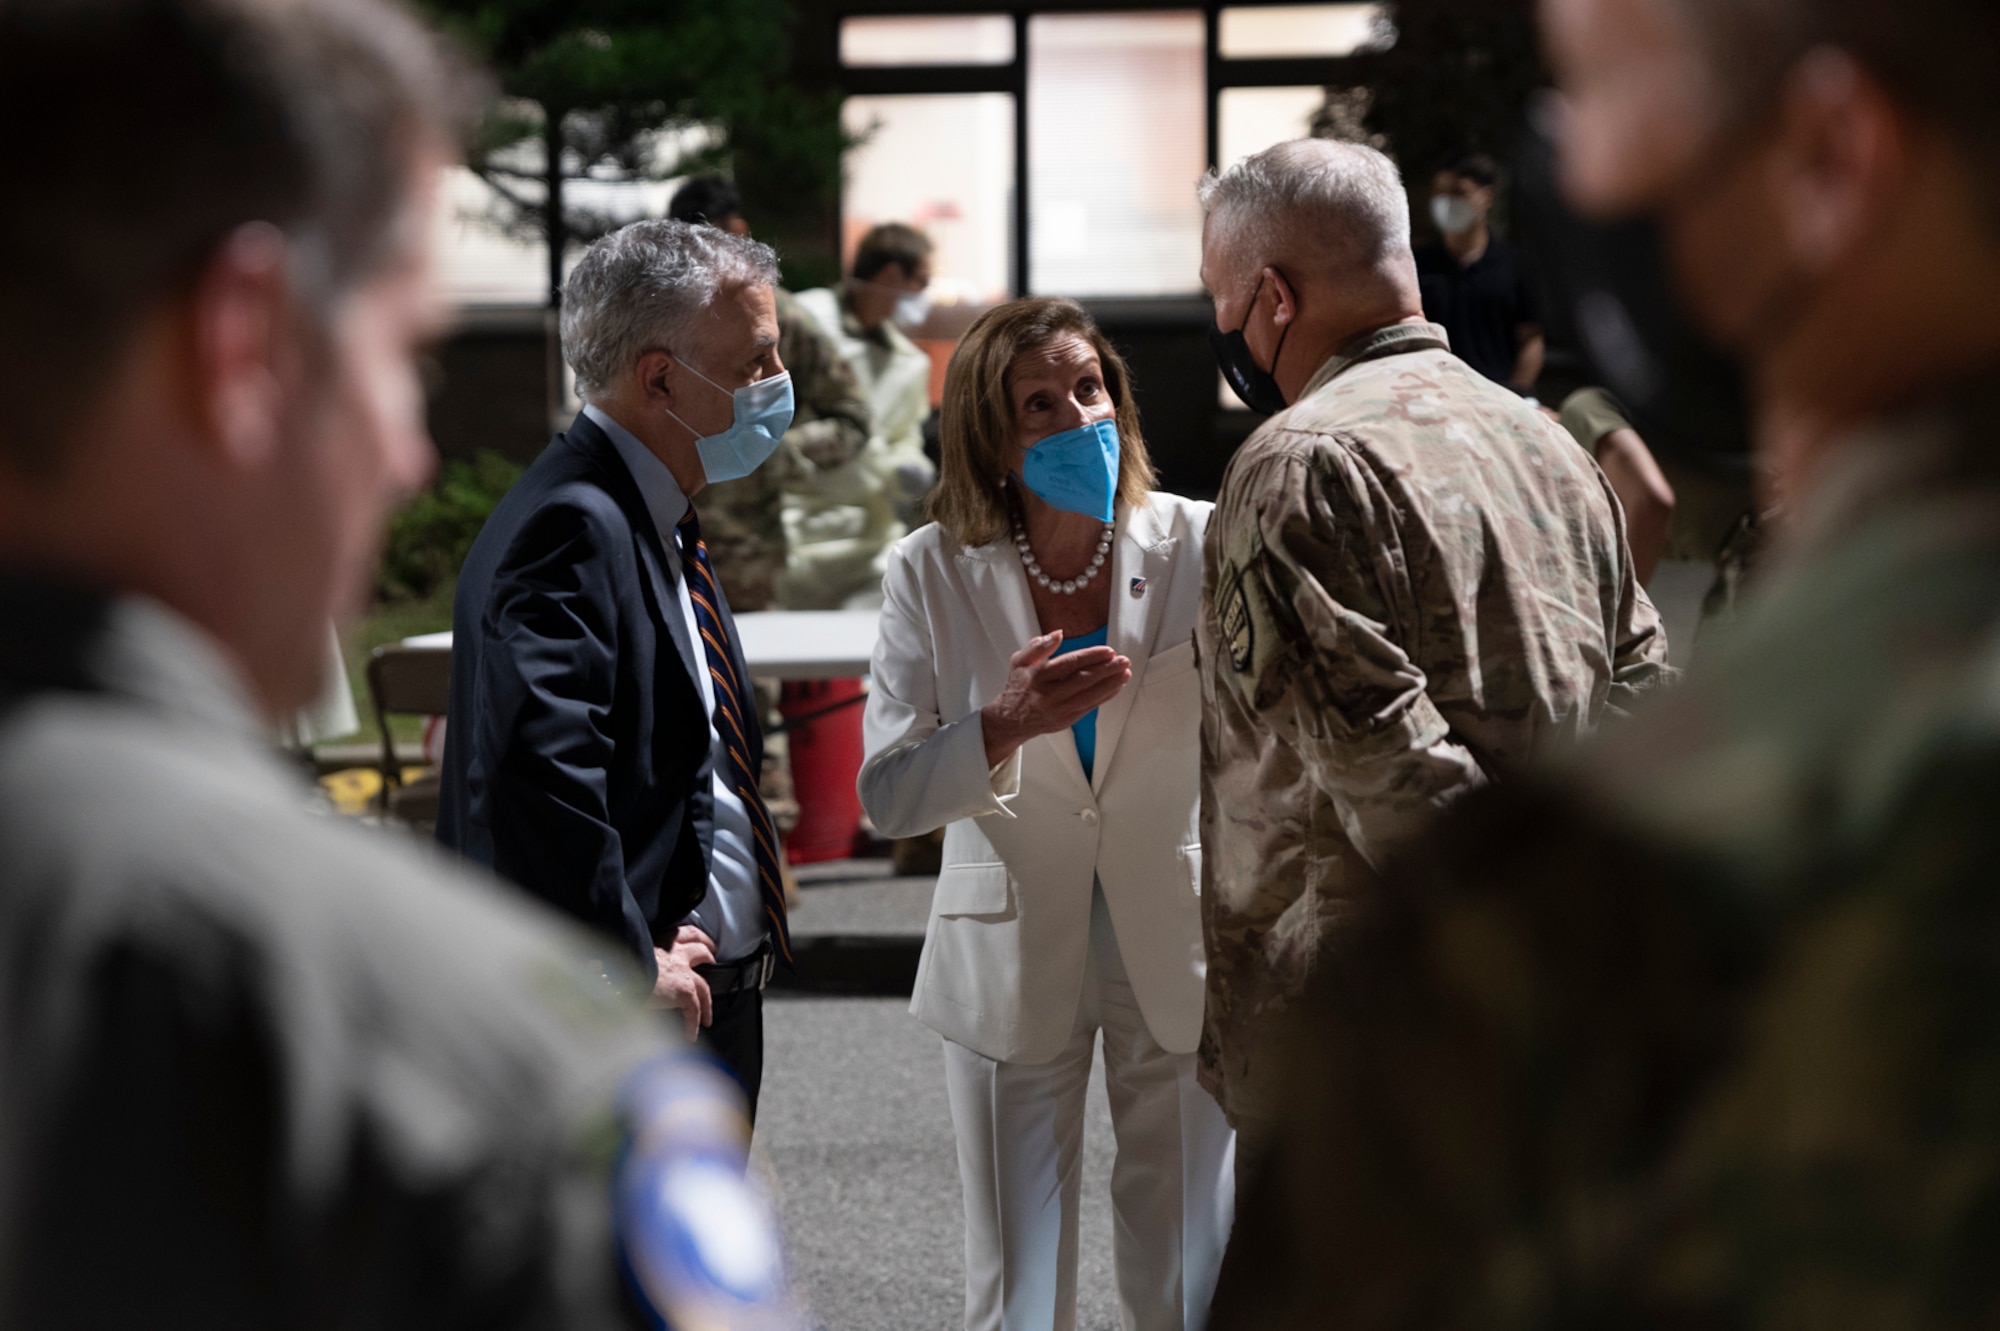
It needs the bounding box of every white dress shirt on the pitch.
[585,404,766,963]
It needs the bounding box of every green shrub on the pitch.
[375,451,524,603]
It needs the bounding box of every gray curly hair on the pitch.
[560,219,780,400]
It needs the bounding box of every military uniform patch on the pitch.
[1217,564,1255,673]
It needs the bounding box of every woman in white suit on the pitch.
[860,298,1233,1331]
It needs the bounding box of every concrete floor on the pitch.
[762,862,1124,1331]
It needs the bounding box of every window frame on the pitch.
[833,1,1379,298]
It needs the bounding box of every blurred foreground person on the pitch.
[788,223,939,607]
[0,2,790,1325]
[1208,0,2000,1323]
[1195,138,1671,1158]
[860,299,1233,1331]
[439,221,795,1119]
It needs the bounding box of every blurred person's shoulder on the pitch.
[1220,327,1583,514]
[0,589,669,1129]
[1575,368,2000,874]
[1242,322,1528,459]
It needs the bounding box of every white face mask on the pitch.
[893,290,932,329]
[1431,194,1481,236]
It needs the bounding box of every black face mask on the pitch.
[1210,274,1291,416]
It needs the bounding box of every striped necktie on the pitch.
[676,505,792,967]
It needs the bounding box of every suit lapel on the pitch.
[955,538,1040,682]
[563,414,705,704]
[1091,500,1178,794]
[954,536,1093,797]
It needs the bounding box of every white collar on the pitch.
[584,403,690,542]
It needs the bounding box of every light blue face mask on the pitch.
[1020,417,1120,523]
[666,360,795,485]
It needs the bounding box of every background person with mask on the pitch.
[788,223,940,608]
[663,174,873,615]
[1195,138,1671,1166]
[1203,0,2000,1322]
[1415,153,1549,394]
[439,220,795,1117]
[665,173,875,890]
[859,298,1234,1331]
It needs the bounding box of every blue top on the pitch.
[1054,626,1109,780]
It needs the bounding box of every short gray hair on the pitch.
[1199,138,1412,282]
[561,219,780,400]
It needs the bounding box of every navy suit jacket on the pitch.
[436,412,759,986]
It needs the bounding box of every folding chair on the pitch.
[365,643,452,834]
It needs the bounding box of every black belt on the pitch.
[698,943,775,996]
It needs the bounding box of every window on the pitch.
[1026,11,1206,298]
[1217,4,1388,59]
[843,93,1016,308]
[1217,85,1326,168]
[840,14,1016,67]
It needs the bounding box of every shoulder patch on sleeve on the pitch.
[1217,561,1255,674]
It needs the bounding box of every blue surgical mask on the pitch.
[1020,418,1120,523]
[666,361,795,485]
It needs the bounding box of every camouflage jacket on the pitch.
[1196,321,1671,1125]
[694,286,871,612]
[1208,367,2000,1327]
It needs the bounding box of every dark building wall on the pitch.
[426,306,553,468]
[423,300,1260,498]
[1088,298,1257,502]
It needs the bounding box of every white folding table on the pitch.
[396,608,880,681]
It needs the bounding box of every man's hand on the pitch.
[653,925,717,1041]
[980,630,1130,768]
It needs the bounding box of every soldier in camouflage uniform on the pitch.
[1192,139,1672,1146]
[697,286,872,614]
[1206,0,2000,1324]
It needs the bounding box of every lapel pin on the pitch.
[1129,577,1148,598]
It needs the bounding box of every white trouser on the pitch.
[942,887,1235,1331]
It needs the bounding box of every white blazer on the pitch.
[860,492,1212,1064]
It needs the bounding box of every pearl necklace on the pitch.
[1013,515,1114,595]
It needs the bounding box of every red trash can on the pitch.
[780,678,866,864]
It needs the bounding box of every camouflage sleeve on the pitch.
[1593,463,1676,712]
[776,290,871,473]
[1212,440,1486,867]
[1611,580,1674,712]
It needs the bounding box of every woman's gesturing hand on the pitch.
[980,630,1131,768]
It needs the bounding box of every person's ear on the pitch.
[188,223,298,472]
[1774,47,1907,275]
[636,349,677,404]
[1263,266,1299,330]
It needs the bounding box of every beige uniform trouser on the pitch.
[942,885,1235,1331]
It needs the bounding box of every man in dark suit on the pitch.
[439,220,795,1116]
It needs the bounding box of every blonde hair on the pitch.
[929,297,1156,549]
